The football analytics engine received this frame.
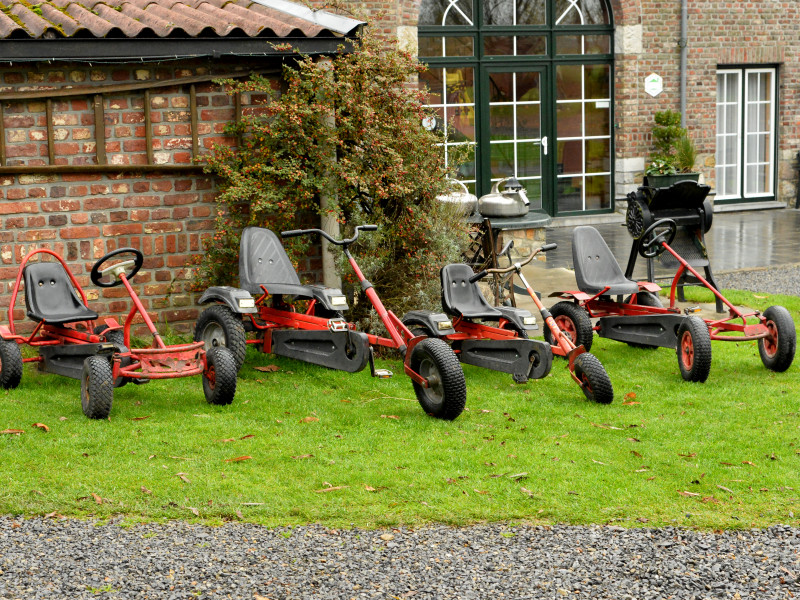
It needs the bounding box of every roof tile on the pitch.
[0,0,361,39]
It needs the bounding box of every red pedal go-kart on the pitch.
[194,225,467,420]
[402,242,613,404]
[551,219,796,381]
[0,248,237,419]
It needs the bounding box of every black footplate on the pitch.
[597,314,687,349]
[455,338,553,383]
[271,329,370,373]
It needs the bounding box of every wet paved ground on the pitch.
[544,208,800,274]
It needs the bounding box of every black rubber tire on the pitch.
[622,291,663,349]
[545,301,594,353]
[81,356,114,419]
[758,305,796,372]
[573,352,613,404]
[194,305,247,371]
[676,316,712,383]
[94,325,130,388]
[203,347,237,406]
[0,339,23,390]
[409,338,466,421]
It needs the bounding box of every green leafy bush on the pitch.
[646,109,697,175]
[198,29,469,325]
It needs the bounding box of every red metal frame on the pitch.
[3,248,209,381]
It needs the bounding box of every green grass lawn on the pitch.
[0,288,798,530]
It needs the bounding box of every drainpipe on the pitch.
[679,0,688,126]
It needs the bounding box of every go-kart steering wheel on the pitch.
[90,247,144,287]
[639,219,677,259]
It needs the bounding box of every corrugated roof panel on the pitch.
[0,0,363,39]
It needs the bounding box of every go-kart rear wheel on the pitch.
[676,316,711,383]
[194,305,247,370]
[81,356,114,420]
[409,338,466,421]
[758,305,796,372]
[573,352,613,405]
[203,347,237,406]
[622,291,663,349]
[0,339,22,389]
[545,302,594,353]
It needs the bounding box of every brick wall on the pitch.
[0,59,321,334]
[611,0,800,202]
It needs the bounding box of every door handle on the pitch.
[542,136,548,156]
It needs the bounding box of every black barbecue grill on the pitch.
[623,180,723,312]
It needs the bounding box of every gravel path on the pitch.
[715,264,800,298]
[0,518,798,599]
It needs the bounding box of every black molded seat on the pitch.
[572,226,639,296]
[238,227,335,300]
[440,264,504,320]
[24,262,98,324]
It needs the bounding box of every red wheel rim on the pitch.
[680,331,694,370]
[762,320,778,358]
[581,373,593,394]
[554,316,576,343]
[206,365,216,389]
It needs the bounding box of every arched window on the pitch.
[418,0,614,217]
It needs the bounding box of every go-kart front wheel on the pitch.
[758,305,796,372]
[0,339,22,389]
[203,347,237,406]
[194,305,248,370]
[81,356,114,419]
[676,316,712,383]
[409,338,466,421]
[573,352,613,404]
[545,302,594,353]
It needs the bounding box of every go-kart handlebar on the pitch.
[281,224,378,246]
[469,243,558,282]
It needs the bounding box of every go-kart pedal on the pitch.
[368,348,393,379]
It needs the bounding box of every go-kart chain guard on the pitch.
[38,342,115,379]
[596,314,687,349]
[270,328,370,373]
[454,338,553,382]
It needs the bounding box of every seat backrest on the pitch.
[572,226,628,292]
[440,263,498,317]
[239,227,301,294]
[24,262,88,322]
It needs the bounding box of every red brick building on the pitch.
[0,0,362,330]
[0,0,797,328]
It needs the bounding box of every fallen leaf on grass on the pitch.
[520,487,535,497]
[380,415,400,420]
[719,462,735,466]
[169,456,191,461]
[678,452,697,458]
[627,438,641,443]
[300,416,319,423]
[624,392,637,401]
[591,422,622,430]
[140,486,152,495]
[186,506,199,517]
[701,496,721,504]
[508,472,528,480]
[592,460,607,465]
[91,493,103,505]
[1,429,24,435]
[473,489,489,495]
[718,485,734,494]
[622,401,640,406]
[291,454,314,460]
[218,438,236,443]
[315,485,349,493]
[240,434,255,440]
[130,416,150,421]
[678,490,701,497]
[177,473,191,483]
[254,365,280,372]
[224,456,252,463]
[32,423,49,432]
[480,409,493,414]
[742,461,756,466]
[630,450,643,459]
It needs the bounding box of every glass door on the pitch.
[480,65,550,213]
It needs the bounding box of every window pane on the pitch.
[451,105,476,141]
[419,0,474,26]
[446,37,474,57]
[556,102,581,138]
[585,139,610,173]
[557,139,582,175]
[484,36,514,56]
[516,36,547,55]
[556,35,610,54]
[483,0,545,25]
[557,35,581,54]
[446,68,475,104]
[419,37,443,58]
[420,68,444,104]
[483,0,514,25]
[517,144,541,177]
[585,64,610,99]
[515,71,540,101]
[555,0,609,25]
[556,65,582,100]
[521,178,542,210]
[585,175,611,210]
[585,35,610,53]
[516,0,546,24]
[488,72,513,102]
[557,176,583,211]
[585,101,610,136]
[490,142,515,177]
[489,105,515,140]
[516,103,540,139]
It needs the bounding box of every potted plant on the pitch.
[644,109,700,188]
